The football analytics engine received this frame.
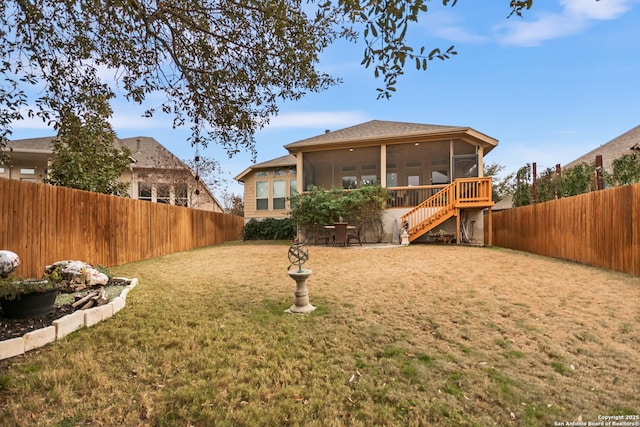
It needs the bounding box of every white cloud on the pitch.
[422,10,489,44]
[265,111,369,130]
[496,12,587,47]
[433,25,490,44]
[10,114,51,131]
[110,110,170,130]
[562,0,632,20]
[496,0,636,46]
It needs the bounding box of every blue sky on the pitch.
[9,0,640,197]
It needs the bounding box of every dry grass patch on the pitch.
[0,242,639,426]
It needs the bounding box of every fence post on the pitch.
[532,162,537,203]
[595,155,605,190]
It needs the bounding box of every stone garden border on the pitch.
[0,278,137,361]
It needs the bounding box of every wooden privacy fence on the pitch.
[488,182,639,276]
[0,178,244,278]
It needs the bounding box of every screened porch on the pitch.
[300,139,482,207]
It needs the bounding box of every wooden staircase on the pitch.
[401,177,493,242]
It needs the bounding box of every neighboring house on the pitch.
[235,120,498,245]
[1,135,223,212]
[492,194,513,211]
[564,124,640,173]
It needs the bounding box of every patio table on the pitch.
[324,223,355,246]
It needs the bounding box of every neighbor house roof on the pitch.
[492,195,513,211]
[6,135,187,170]
[563,125,640,172]
[3,136,55,153]
[120,136,187,170]
[234,154,296,183]
[283,120,498,153]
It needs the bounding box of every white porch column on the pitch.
[296,152,303,192]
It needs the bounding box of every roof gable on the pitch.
[234,154,296,182]
[120,136,188,169]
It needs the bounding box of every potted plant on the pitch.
[0,276,60,318]
[0,251,62,319]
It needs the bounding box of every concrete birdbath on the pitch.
[285,243,316,314]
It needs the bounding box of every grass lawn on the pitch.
[0,242,639,426]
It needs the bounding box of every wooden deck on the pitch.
[400,178,494,243]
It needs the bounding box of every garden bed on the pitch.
[0,281,127,341]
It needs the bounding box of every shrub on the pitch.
[242,218,296,241]
[608,153,640,186]
[289,184,389,242]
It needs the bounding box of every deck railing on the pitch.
[454,177,494,207]
[387,185,447,208]
[400,177,493,241]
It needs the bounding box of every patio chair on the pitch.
[333,223,348,247]
[347,224,363,246]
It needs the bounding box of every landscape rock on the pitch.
[44,260,109,292]
[0,250,20,278]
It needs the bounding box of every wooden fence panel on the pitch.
[0,178,244,278]
[489,182,639,276]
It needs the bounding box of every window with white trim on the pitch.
[174,183,188,207]
[138,182,152,202]
[273,180,286,210]
[256,181,268,210]
[157,184,170,204]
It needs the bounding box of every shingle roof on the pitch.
[120,136,187,169]
[234,154,296,182]
[563,125,640,172]
[4,136,56,151]
[283,120,495,151]
[6,135,132,151]
[6,135,189,171]
[492,195,513,211]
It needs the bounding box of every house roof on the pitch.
[6,135,187,170]
[3,136,56,153]
[120,136,188,170]
[234,154,296,183]
[283,120,498,153]
[492,195,513,211]
[563,125,640,172]
[4,135,132,152]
